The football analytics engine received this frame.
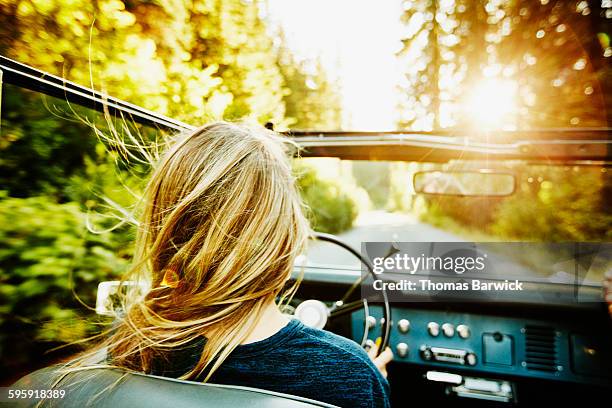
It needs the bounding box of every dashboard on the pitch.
[294,265,612,406]
[353,306,611,385]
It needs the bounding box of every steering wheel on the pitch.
[294,232,391,356]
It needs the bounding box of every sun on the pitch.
[464,79,518,130]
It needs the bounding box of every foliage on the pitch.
[397,0,611,129]
[277,34,342,130]
[295,162,358,234]
[0,86,99,199]
[0,193,132,372]
[0,0,295,124]
[0,0,344,198]
[491,166,611,241]
[494,0,610,128]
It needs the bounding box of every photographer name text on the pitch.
[372,279,524,292]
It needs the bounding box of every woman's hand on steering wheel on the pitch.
[367,337,394,379]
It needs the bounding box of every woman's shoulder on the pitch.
[295,321,369,356]
[232,318,386,384]
[287,320,383,376]
[222,319,390,408]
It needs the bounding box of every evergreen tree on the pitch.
[396,0,611,130]
[277,35,342,130]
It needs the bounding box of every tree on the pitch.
[0,0,301,199]
[495,0,610,128]
[396,0,443,130]
[187,0,288,124]
[396,0,611,130]
[396,0,481,130]
[277,40,342,130]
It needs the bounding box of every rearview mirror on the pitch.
[413,170,516,197]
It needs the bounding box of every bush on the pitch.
[0,193,132,376]
[491,166,611,241]
[295,163,358,234]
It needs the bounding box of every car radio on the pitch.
[419,345,478,366]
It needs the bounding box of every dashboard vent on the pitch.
[524,325,559,372]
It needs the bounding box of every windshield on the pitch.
[301,158,611,286]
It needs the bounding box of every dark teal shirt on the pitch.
[152,319,390,408]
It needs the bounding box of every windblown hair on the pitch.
[65,122,310,382]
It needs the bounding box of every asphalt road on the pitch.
[304,211,572,283]
[306,211,465,268]
[303,211,604,299]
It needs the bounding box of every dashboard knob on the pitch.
[397,319,410,334]
[442,323,455,338]
[427,322,440,337]
[366,315,377,329]
[396,342,409,358]
[457,324,471,339]
[465,352,477,366]
[419,345,433,361]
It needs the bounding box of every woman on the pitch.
[62,122,392,407]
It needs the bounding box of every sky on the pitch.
[266,0,404,130]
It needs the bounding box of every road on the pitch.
[305,211,465,268]
[304,211,550,281]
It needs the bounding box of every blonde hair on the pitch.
[65,122,310,382]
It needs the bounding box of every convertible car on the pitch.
[2,56,611,407]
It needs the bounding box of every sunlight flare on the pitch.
[464,79,518,129]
